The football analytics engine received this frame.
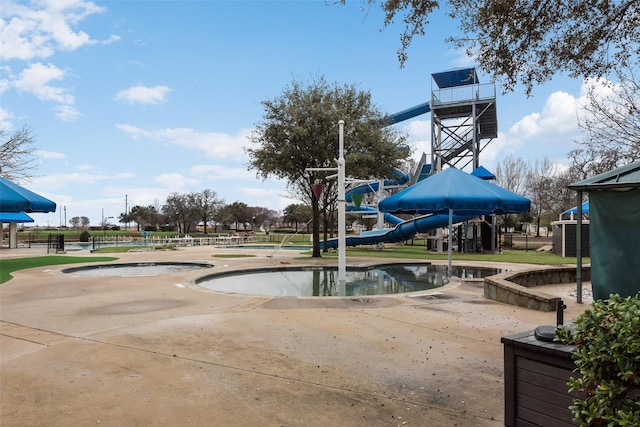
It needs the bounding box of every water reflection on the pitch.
[198,265,502,297]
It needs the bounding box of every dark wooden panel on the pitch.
[518,381,574,408]
[513,346,575,368]
[517,405,576,427]
[517,369,571,393]
[518,356,575,379]
[514,419,541,427]
[517,392,574,423]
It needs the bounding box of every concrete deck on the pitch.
[0,246,592,426]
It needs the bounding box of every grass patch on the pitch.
[1,255,118,284]
[213,254,256,258]
[301,245,587,265]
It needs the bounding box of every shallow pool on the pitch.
[63,262,212,277]
[196,264,503,297]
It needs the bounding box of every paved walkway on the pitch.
[0,246,591,426]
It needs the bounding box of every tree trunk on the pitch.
[312,198,321,257]
[322,211,329,253]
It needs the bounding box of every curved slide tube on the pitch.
[346,205,404,226]
[320,212,477,250]
[343,168,408,227]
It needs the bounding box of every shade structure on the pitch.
[471,165,496,181]
[0,211,34,222]
[378,167,530,216]
[563,201,589,216]
[0,177,56,213]
[378,167,531,275]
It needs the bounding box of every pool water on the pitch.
[63,262,212,277]
[196,264,502,297]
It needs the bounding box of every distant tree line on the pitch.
[104,189,313,235]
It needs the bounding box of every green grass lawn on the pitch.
[1,244,586,285]
[0,256,118,284]
[308,246,587,265]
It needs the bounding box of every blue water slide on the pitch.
[386,102,431,125]
[346,205,404,226]
[320,212,477,249]
[345,169,409,203]
[344,169,408,225]
[321,103,436,249]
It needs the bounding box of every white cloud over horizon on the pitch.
[114,85,171,105]
[0,0,118,61]
[116,124,250,160]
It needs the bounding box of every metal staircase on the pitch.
[429,68,497,172]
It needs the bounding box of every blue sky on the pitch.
[2,0,590,227]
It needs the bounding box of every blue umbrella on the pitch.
[379,167,530,215]
[0,211,34,222]
[0,177,56,213]
[563,201,589,216]
[379,167,530,273]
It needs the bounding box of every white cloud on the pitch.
[154,173,199,191]
[55,104,81,121]
[0,0,118,61]
[114,85,170,105]
[36,171,135,189]
[191,164,254,181]
[447,47,476,68]
[0,107,14,129]
[13,62,74,104]
[117,124,250,160]
[37,150,66,159]
[508,91,581,139]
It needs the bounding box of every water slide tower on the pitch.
[429,68,497,173]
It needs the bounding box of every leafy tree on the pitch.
[128,205,158,232]
[69,216,80,230]
[223,201,252,232]
[192,189,224,235]
[247,75,408,257]
[282,203,313,232]
[571,70,640,176]
[346,0,640,94]
[0,126,37,181]
[320,179,338,247]
[118,211,134,229]
[80,216,90,229]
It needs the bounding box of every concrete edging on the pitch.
[484,266,591,311]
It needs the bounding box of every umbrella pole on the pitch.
[448,208,453,277]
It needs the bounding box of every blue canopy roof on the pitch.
[471,166,496,180]
[0,177,56,213]
[431,67,479,89]
[0,211,34,223]
[379,167,530,215]
[563,201,589,215]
